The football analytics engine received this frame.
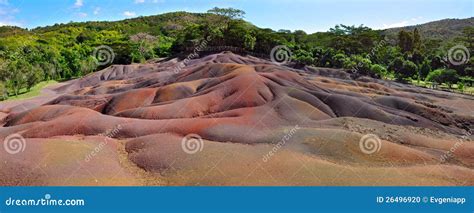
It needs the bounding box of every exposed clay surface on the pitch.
[1,52,473,186]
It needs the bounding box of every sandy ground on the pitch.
[0,52,473,186]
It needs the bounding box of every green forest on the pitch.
[0,7,473,100]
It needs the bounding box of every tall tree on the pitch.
[130,33,158,62]
[207,7,246,20]
[413,28,422,51]
[398,30,414,53]
[6,58,30,96]
[207,7,246,30]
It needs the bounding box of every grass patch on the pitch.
[6,80,58,101]
[410,79,474,95]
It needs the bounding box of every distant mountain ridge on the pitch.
[0,12,211,38]
[382,17,474,41]
[1,14,472,40]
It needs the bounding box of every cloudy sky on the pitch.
[0,0,472,33]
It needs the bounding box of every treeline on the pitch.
[288,25,473,87]
[0,8,473,100]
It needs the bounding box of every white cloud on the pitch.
[0,4,17,15]
[74,0,83,8]
[410,16,424,22]
[0,2,21,27]
[123,11,136,17]
[0,20,21,27]
[76,12,88,18]
[134,0,145,4]
[93,7,100,15]
[381,17,425,29]
[382,20,409,29]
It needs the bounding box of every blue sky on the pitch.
[0,0,472,33]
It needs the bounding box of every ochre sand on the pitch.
[0,52,473,186]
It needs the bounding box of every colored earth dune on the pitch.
[1,52,473,186]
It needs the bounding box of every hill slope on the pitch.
[383,17,474,41]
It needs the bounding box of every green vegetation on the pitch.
[383,18,474,41]
[0,8,473,101]
[2,80,57,101]
[425,69,460,88]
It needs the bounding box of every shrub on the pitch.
[370,64,387,78]
[458,82,464,92]
[425,69,459,88]
[332,53,347,68]
[419,60,431,79]
[399,60,417,80]
[344,55,372,75]
[292,49,314,66]
[390,57,417,80]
